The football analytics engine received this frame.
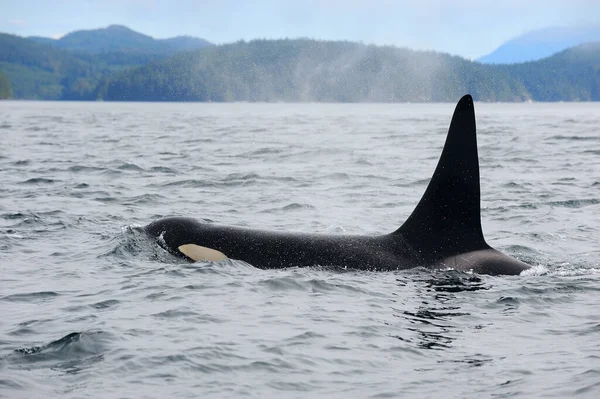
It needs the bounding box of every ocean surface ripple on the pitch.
[1,101,599,398]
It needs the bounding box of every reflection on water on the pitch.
[392,271,490,350]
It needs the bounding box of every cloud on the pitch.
[8,19,27,25]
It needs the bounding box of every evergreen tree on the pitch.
[0,70,12,99]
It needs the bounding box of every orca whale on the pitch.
[145,95,531,275]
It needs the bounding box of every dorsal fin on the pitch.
[395,94,490,259]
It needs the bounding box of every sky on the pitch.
[2,0,600,59]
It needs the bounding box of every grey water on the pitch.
[0,100,599,398]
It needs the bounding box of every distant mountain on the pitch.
[160,36,213,52]
[0,33,111,99]
[0,26,212,100]
[495,42,600,101]
[478,24,600,64]
[97,39,600,103]
[28,25,212,54]
[0,31,177,100]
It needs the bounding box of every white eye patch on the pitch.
[178,244,228,262]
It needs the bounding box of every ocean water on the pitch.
[0,100,599,398]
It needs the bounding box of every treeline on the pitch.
[2,33,600,102]
[98,39,600,102]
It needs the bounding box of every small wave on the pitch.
[1,291,59,303]
[1,210,64,223]
[495,296,521,314]
[94,196,118,203]
[257,276,310,292]
[501,181,528,188]
[67,165,104,173]
[157,179,213,188]
[101,225,152,258]
[282,203,315,211]
[0,378,23,389]
[285,331,327,342]
[261,203,316,213]
[122,193,165,205]
[11,331,109,373]
[150,308,224,322]
[546,198,599,208]
[225,172,261,181]
[25,126,48,132]
[2,212,29,220]
[101,224,194,265]
[547,135,599,141]
[240,147,284,156]
[99,169,124,176]
[157,173,267,188]
[89,299,120,309]
[18,177,57,184]
[150,166,177,174]
[269,175,299,182]
[0,212,67,236]
[153,309,198,319]
[355,158,373,166]
[15,332,83,356]
[189,165,217,172]
[117,163,145,171]
[486,202,539,211]
[256,271,371,295]
[323,172,350,180]
[393,178,430,187]
[12,160,30,166]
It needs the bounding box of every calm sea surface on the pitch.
[0,101,599,398]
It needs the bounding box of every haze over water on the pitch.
[1,101,599,398]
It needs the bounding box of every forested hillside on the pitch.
[2,30,599,102]
[0,33,109,99]
[0,26,211,100]
[98,39,600,102]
